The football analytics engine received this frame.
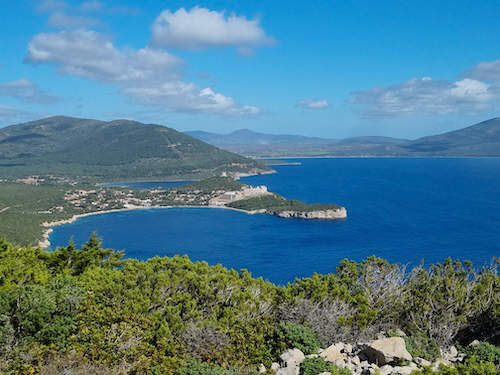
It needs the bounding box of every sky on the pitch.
[0,0,499,139]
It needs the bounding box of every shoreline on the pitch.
[38,204,266,249]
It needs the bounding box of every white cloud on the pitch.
[352,77,497,116]
[48,11,101,28]
[151,7,275,54]
[0,79,59,104]
[296,98,329,109]
[467,59,500,82]
[25,30,260,115]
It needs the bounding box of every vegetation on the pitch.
[0,238,497,374]
[0,116,268,180]
[299,357,351,375]
[276,322,320,355]
[409,357,497,375]
[227,194,342,212]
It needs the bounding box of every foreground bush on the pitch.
[0,237,498,374]
[409,357,497,375]
[276,322,321,355]
[299,357,351,375]
[458,342,500,366]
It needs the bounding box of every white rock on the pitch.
[351,356,361,365]
[379,365,393,375]
[344,343,353,354]
[280,348,305,367]
[258,363,266,373]
[360,337,412,366]
[334,358,346,368]
[393,366,414,375]
[271,362,280,371]
[320,343,346,362]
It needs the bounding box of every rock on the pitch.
[258,363,266,373]
[306,354,319,359]
[318,373,332,375]
[360,337,412,366]
[469,340,480,346]
[280,348,305,367]
[320,343,346,362]
[449,345,458,358]
[271,362,280,371]
[344,343,353,354]
[351,356,361,365]
[379,365,393,375]
[393,366,414,375]
[414,357,431,367]
[278,348,305,375]
[276,368,299,375]
[360,360,369,368]
[272,207,347,220]
[334,358,346,368]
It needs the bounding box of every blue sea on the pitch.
[50,158,500,284]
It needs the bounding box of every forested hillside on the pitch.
[0,116,268,180]
[0,237,497,374]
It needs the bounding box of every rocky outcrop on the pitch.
[359,337,412,366]
[271,207,347,220]
[260,332,466,375]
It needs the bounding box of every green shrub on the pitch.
[175,360,256,375]
[405,334,441,361]
[299,357,351,375]
[409,357,497,374]
[458,342,500,366]
[277,322,321,355]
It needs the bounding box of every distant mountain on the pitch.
[338,136,409,145]
[0,116,268,179]
[185,129,337,145]
[186,119,500,157]
[403,118,500,155]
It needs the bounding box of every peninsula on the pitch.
[36,176,346,248]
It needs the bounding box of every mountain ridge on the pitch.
[185,118,500,157]
[0,116,269,180]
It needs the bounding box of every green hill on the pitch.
[403,117,500,155]
[0,116,268,180]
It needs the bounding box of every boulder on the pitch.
[278,348,305,375]
[271,362,280,371]
[320,343,346,362]
[360,337,412,366]
[379,365,393,375]
[393,366,414,375]
[258,363,266,373]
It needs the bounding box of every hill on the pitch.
[403,117,500,155]
[0,116,269,180]
[186,119,500,157]
[185,128,337,145]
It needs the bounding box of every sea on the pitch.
[50,158,500,284]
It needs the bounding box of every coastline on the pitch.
[38,204,266,249]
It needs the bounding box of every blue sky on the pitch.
[0,0,499,138]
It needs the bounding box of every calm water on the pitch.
[51,158,500,284]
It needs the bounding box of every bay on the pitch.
[50,158,500,284]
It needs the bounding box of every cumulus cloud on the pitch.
[151,7,275,54]
[37,0,68,13]
[467,59,500,82]
[352,77,497,116]
[25,30,260,115]
[0,79,59,104]
[296,98,329,109]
